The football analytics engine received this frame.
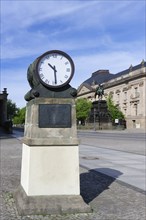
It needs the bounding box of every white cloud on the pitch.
[1,1,99,59]
[1,49,144,108]
[1,68,30,107]
[1,0,145,107]
[1,0,145,59]
[72,50,144,88]
[1,1,96,33]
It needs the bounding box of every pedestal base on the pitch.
[14,186,91,215]
[21,144,80,196]
[16,98,92,215]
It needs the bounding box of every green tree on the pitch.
[13,107,26,125]
[7,99,19,119]
[76,98,92,123]
[106,95,125,121]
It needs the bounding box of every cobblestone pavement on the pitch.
[0,136,146,220]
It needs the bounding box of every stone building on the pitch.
[77,60,146,129]
[0,88,8,127]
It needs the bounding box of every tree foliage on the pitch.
[106,95,125,121]
[13,107,26,125]
[7,99,19,119]
[76,98,92,122]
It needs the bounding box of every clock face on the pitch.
[36,50,74,88]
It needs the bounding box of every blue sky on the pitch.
[1,0,145,108]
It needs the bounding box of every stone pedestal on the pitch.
[88,100,112,129]
[23,98,79,146]
[21,144,80,196]
[14,98,91,215]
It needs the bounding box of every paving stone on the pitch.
[0,136,146,220]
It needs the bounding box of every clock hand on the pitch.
[53,65,57,84]
[48,63,54,70]
[48,63,57,84]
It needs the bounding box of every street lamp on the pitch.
[93,108,96,131]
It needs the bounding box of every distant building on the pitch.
[0,88,8,127]
[77,60,146,129]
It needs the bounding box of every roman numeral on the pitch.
[52,54,57,58]
[46,55,50,59]
[45,79,49,84]
[40,73,44,79]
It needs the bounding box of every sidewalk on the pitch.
[80,144,146,191]
[78,128,146,134]
[0,134,146,220]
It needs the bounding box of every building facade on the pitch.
[0,88,8,127]
[77,60,146,129]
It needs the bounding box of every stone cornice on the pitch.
[104,71,146,89]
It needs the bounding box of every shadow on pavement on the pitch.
[80,168,122,203]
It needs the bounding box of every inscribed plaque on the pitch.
[39,104,71,128]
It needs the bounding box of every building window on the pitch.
[109,91,114,98]
[134,87,138,97]
[132,120,136,128]
[117,93,120,103]
[134,103,138,116]
[124,91,127,100]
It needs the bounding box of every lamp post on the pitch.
[93,107,96,131]
[98,101,101,130]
